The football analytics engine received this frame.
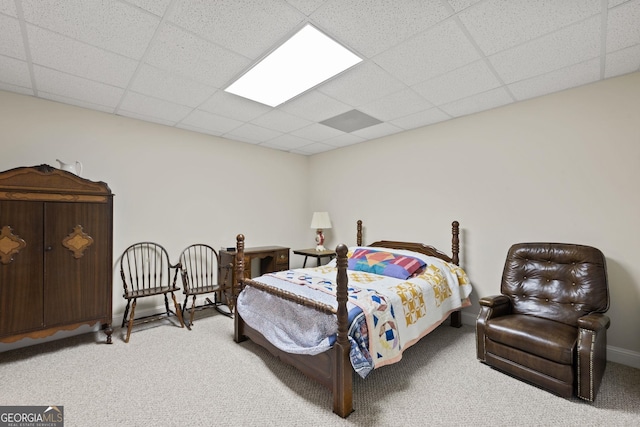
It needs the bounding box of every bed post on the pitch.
[234,234,247,343]
[449,221,462,328]
[356,220,362,246]
[333,244,353,418]
[451,221,459,265]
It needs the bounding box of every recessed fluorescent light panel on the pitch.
[224,24,362,107]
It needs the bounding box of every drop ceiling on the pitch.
[1,0,639,155]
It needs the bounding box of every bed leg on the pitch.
[234,311,247,343]
[333,341,353,418]
[450,310,462,328]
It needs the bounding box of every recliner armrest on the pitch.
[478,295,512,319]
[577,313,610,332]
[479,294,511,308]
[476,295,512,361]
[577,313,610,401]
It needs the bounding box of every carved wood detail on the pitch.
[62,225,94,259]
[0,225,27,264]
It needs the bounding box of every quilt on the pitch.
[236,246,472,377]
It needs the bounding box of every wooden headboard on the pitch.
[355,219,460,265]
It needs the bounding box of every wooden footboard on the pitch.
[233,235,352,417]
[232,220,463,418]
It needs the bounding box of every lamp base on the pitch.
[315,229,326,252]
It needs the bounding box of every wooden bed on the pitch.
[233,220,463,417]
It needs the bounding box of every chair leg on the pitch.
[122,300,131,328]
[189,295,197,329]
[163,294,172,316]
[181,295,188,321]
[171,292,185,328]
[125,299,137,343]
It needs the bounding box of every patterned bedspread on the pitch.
[236,247,472,378]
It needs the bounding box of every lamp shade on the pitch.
[310,212,332,229]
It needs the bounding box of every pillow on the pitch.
[347,248,426,280]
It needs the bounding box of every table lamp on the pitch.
[310,211,332,251]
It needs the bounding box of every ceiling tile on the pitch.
[261,134,315,151]
[144,23,251,87]
[224,123,283,144]
[130,64,217,108]
[311,0,451,57]
[351,122,404,140]
[279,90,352,122]
[458,0,601,55]
[199,90,271,122]
[0,14,26,60]
[179,109,243,134]
[608,0,628,7]
[605,44,640,78]
[0,55,31,88]
[27,24,137,88]
[317,61,406,106]
[39,91,115,113]
[439,87,513,117]
[167,0,306,59]
[118,91,191,124]
[285,0,327,16]
[0,0,17,17]
[323,133,366,148]
[291,142,335,155]
[606,0,640,52]
[389,107,452,131]
[509,58,601,101]
[117,109,176,127]
[446,0,483,13]
[290,122,345,141]
[489,16,601,84]
[250,109,312,133]
[0,82,33,96]
[373,19,481,86]
[358,88,434,121]
[127,0,172,17]
[33,66,124,108]
[20,0,160,58]
[412,60,503,106]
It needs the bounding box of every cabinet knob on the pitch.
[45,246,53,251]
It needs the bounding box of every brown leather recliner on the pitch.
[476,243,610,401]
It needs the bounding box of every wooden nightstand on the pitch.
[293,248,336,267]
[219,246,289,312]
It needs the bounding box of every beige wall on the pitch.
[310,72,640,366]
[0,90,311,341]
[1,72,639,367]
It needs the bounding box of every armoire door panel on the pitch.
[43,202,111,326]
[0,201,44,336]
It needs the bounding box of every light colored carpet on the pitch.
[1,312,638,426]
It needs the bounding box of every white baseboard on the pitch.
[461,310,640,370]
[607,345,640,369]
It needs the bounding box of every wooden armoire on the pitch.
[0,165,113,344]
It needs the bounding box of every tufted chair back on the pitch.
[501,243,609,326]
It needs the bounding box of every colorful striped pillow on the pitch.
[347,248,426,280]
